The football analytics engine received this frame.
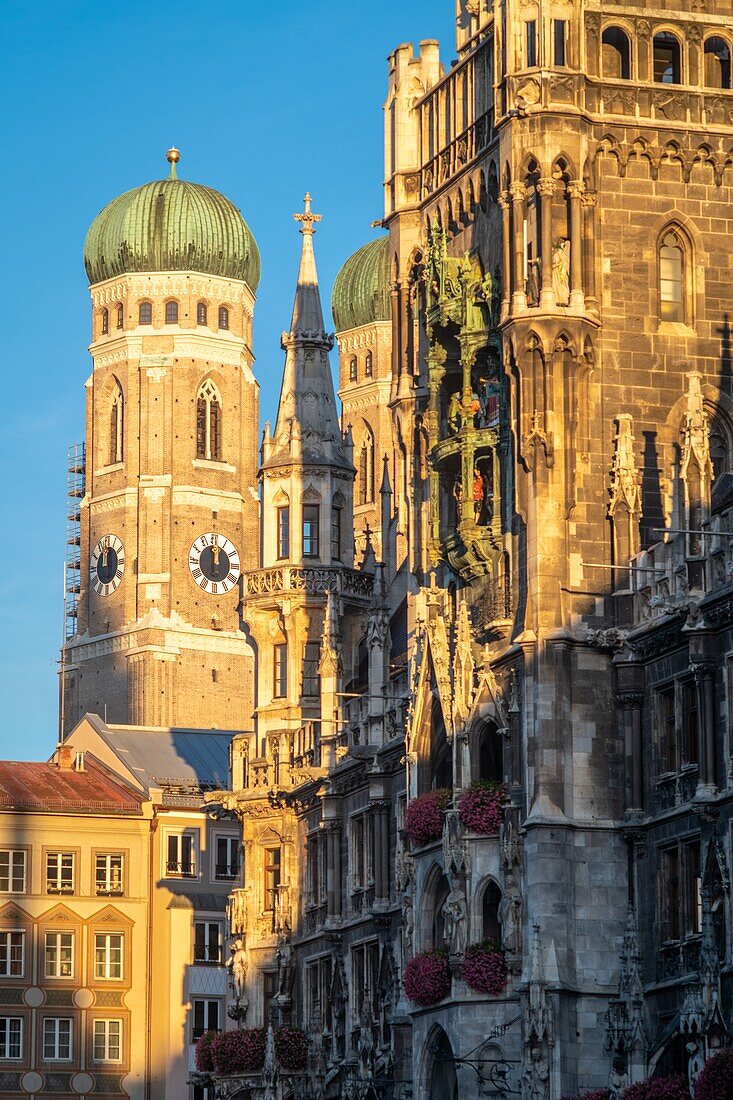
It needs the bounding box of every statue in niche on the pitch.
[686,1040,705,1091]
[442,874,468,956]
[482,266,502,327]
[527,258,541,306]
[401,894,414,963]
[552,239,571,305]
[473,467,487,524]
[275,939,293,999]
[459,256,487,331]
[448,391,462,434]
[478,377,500,429]
[226,937,248,1001]
[500,870,522,954]
[522,1046,550,1100]
[453,475,464,522]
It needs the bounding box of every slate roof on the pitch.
[0,756,143,814]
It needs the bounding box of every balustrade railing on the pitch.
[245,566,373,599]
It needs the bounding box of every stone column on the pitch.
[618,693,644,813]
[537,177,556,308]
[568,180,584,310]
[510,183,528,311]
[498,190,512,318]
[581,190,598,310]
[326,822,342,921]
[692,661,717,794]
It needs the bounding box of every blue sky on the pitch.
[0,0,455,759]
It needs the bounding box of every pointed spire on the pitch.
[291,193,327,336]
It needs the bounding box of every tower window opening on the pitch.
[553,20,568,67]
[277,505,290,559]
[264,847,281,911]
[659,230,685,323]
[358,425,375,505]
[196,379,222,461]
[654,33,681,85]
[109,381,124,466]
[525,21,538,68]
[301,641,320,698]
[139,301,152,325]
[331,505,342,561]
[365,351,373,378]
[218,306,229,330]
[705,37,732,90]
[101,308,109,336]
[602,27,631,80]
[165,300,179,324]
[302,504,320,558]
[116,304,124,330]
[349,357,358,382]
[197,301,208,326]
[273,643,288,699]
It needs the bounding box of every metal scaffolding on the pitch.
[64,442,85,641]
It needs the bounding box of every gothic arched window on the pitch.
[654,32,682,85]
[109,379,124,465]
[659,229,685,323]
[365,351,373,378]
[704,37,732,89]
[139,301,152,325]
[197,301,207,326]
[482,880,502,943]
[349,357,358,382]
[101,308,109,336]
[196,379,222,461]
[602,27,631,79]
[116,303,124,330]
[165,300,179,324]
[218,306,229,330]
[358,424,375,506]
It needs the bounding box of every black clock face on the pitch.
[189,533,240,595]
[91,534,125,596]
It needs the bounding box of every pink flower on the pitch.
[458,782,508,835]
[194,1030,217,1073]
[462,942,508,996]
[621,1077,690,1100]
[695,1049,733,1100]
[560,1091,610,1100]
[275,1026,308,1071]
[404,789,451,847]
[403,949,451,1006]
[211,1028,267,1075]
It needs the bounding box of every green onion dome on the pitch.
[331,235,390,332]
[84,149,260,290]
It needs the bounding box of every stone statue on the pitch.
[276,939,293,999]
[482,266,502,327]
[442,875,468,957]
[527,258,541,306]
[686,1040,705,1090]
[442,808,466,875]
[227,888,247,937]
[552,239,570,305]
[226,937,247,1001]
[522,1046,550,1100]
[473,467,486,524]
[402,894,414,962]
[500,870,522,954]
[448,391,462,434]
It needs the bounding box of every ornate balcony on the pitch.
[244,565,373,601]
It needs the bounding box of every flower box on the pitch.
[462,942,508,996]
[275,1026,308,1071]
[695,1048,733,1100]
[404,789,451,848]
[458,781,508,836]
[194,1030,217,1073]
[403,949,451,1006]
[621,1077,690,1100]
[211,1028,267,1075]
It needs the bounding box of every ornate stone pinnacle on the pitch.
[294,191,322,235]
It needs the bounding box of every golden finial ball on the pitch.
[166,146,181,165]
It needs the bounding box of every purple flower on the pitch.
[621,1077,690,1100]
[462,942,508,996]
[211,1028,267,1075]
[194,1030,217,1073]
[404,789,451,847]
[275,1026,308,1071]
[694,1049,733,1100]
[458,782,508,835]
[403,949,451,1006]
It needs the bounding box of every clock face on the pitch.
[189,533,241,595]
[90,534,126,596]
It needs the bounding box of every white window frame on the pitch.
[93,1018,122,1063]
[193,921,222,965]
[165,831,198,879]
[0,931,25,978]
[0,850,26,894]
[43,1017,73,1061]
[192,998,221,1041]
[45,931,74,979]
[212,834,239,881]
[0,1016,22,1060]
[95,853,124,896]
[46,851,75,894]
[94,933,124,981]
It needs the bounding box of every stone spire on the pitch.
[264,194,351,471]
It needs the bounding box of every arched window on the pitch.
[358,424,375,506]
[165,300,179,324]
[659,230,685,323]
[365,351,373,378]
[101,308,109,336]
[432,878,450,949]
[109,380,124,465]
[478,723,503,783]
[116,304,124,330]
[197,301,207,326]
[139,301,152,325]
[482,880,502,943]
[654,33,681,85]
[602,27,631,80]
[196,379,223,461]
[218,306,229,330]
[705,37,732,90]
[428,1028,458,1099]
[349,357,358,382]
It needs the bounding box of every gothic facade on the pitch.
[56,1,733,1098]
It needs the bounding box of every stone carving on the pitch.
[443,809,469,876]
[500,869,522,954]
[227,888,248,937]
[522,1047,550,1100]
[401,893,414,963]
[552,239,570,305]
[442,874,468,957]
[226,937,247,1001]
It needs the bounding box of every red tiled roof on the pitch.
[0,755,143,814]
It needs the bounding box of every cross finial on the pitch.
[294,191,322,236]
